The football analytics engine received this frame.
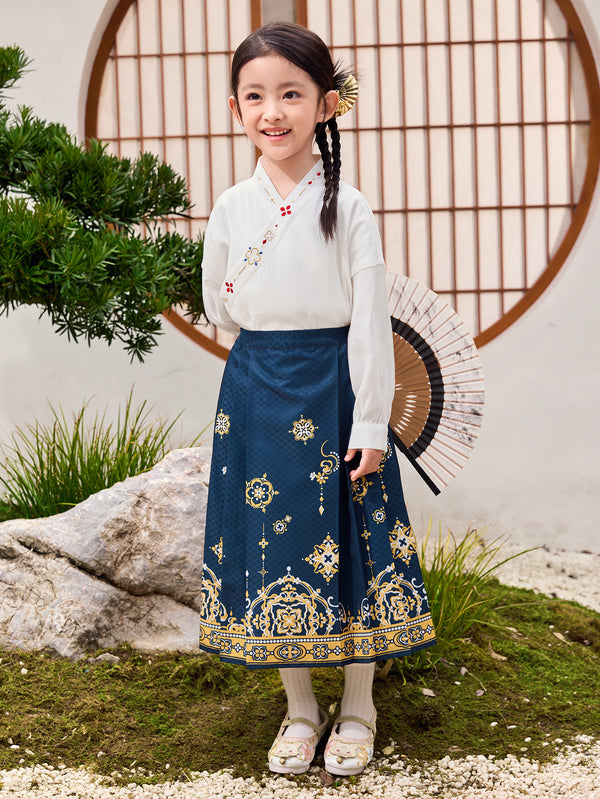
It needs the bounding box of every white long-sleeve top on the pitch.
[202,158,394,452]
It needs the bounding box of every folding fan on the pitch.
[387,273,485,495]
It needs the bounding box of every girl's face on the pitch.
[230,54,338,177]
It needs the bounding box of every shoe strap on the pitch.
[335,715,376,732]
[283,716,321,733]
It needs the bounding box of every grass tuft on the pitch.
[0,391,198,520]
[390,524,532,677]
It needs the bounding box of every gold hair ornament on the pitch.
[335,74,358,117]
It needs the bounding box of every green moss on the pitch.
[0,583,598,785]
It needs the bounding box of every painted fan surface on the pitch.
[387,273,485,495]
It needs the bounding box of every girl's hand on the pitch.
[345,448,384,481]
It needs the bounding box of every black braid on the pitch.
[316,117,342,242]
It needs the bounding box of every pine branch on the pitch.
[0,198,203,361]
[0,46,205,362]
[0,45,31,99]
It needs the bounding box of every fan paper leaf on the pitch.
[387,273,485,494]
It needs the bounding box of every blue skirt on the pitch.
[199,327,436,668]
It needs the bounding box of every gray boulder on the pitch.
[0,447,211,658]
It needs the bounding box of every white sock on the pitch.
[338,663,376,739]
[278,667,320,738]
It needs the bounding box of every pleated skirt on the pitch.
[199,327,436,669]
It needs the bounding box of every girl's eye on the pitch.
[245,92,261,101]
[283,90,299,99]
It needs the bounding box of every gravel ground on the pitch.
[494,542,600,614]
[1,544,599,798]
[1,739,599,799]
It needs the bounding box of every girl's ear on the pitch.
[229,95,243,126]
[323,89,339,122]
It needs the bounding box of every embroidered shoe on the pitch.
[323,713,377,776]
[268,707,329,775]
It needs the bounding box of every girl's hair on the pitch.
[231,22,350,242]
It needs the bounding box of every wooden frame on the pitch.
[299,0,600,348]
[85,0,600,356]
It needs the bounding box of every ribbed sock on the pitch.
[278,667,320,738]
[338,663,376,739]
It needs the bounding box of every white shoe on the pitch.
[324,712,377,776]
[267,707,329,775]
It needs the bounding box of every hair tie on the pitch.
[335,74,358,117]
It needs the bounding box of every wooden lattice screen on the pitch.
[86,0,600,354]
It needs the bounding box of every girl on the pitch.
[199,22,436,777]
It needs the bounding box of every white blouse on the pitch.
[202,158,394,452]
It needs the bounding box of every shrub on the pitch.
[386,522,530,677]
[0,45,204,362]
[0,393,196,520]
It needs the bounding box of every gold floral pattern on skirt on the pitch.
[389,519,418,564]
[273,515,292,534]
[214,409,230,438]
[310,441,340,515]
[245,474,279,513]
[304,533,339,583]
[289,414,318,444]
[351,476,372,504]
[248,569,337,638]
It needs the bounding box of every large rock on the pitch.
[0,447,211,658]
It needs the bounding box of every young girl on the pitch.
[199,22,436,777]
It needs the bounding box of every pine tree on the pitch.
[0,46,204,362]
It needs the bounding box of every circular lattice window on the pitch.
[86,0,600,354]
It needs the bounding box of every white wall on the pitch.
[0,0,598,551]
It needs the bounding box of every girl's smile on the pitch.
[229,54,338,186]
[262,128,291,139]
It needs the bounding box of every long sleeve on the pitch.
[347,264,394,452]
[201,201,241,336]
